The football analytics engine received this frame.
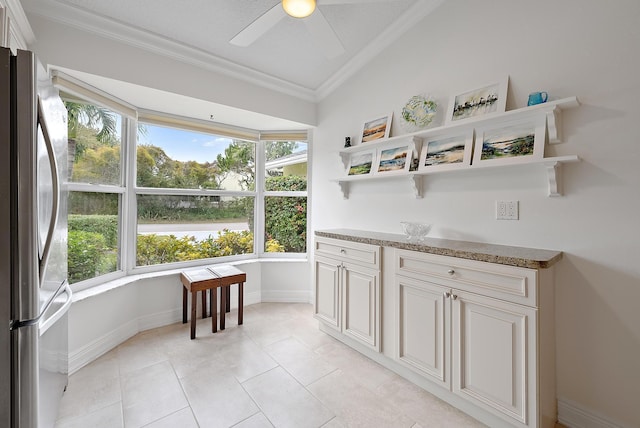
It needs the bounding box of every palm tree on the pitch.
[65,101,118,179]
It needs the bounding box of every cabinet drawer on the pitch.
[396,250,538,307]
[315,237,380,268]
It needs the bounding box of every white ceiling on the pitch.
[21,0,444,128]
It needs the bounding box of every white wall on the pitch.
[313,1,640,426]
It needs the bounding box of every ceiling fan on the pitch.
[230,0,403,59]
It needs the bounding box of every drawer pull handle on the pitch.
[452,294,458,300]
[447,269,455,275]
[340,249,346,254]
[444,292,451,299]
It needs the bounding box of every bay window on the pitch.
[60,84,309,289]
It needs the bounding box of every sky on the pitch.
[138,123,233,162]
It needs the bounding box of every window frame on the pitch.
[259,136,309,258]
[62,96,131,291]
[128,113,257,275]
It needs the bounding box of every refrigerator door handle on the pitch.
[36,96,60,285]
[39,280,72,335]
[10,279,68,331]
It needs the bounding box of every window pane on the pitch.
[68,192,120,284]
[137,124,255,191]
[263,141,307,253]
[264,141,307,184]
[264,196,307,253]
[65,101,122,185]
[136,195,254,266]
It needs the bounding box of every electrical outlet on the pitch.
[496,200,519,220]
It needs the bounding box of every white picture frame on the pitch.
[361,113,393,143]
[375,144,412,175]
[418,130,474,172]
[347,150,376,176]
[472,116,546,166]
[446,76,509,124]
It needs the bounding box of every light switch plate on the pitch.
[496,200,519,220]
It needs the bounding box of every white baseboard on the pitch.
[68,319,138,375]
[137,308,182,331]
[558,397,630,428]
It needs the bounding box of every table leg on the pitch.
[201,290,207,319]
[182,286,187,324]
[220,286,226,330]
[238,282,244,325]
[190,290,197,340]
[226,285,231,313]
[209,289,213,325]
[211,286,217,333]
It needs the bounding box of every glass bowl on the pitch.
[400,221,431,242]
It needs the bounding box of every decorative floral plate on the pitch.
[401,95,437,128]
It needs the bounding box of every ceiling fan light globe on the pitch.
[282,0,316,18]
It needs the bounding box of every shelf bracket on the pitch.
[409,175,423,199]
[339,152,350,169]
[338,181,349,199]
[546,106,562,144]
[545,161,562,197]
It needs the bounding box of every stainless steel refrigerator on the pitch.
[1,48,72,427]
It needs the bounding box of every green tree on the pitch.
[65,101,118,146]
[266,141,297,162]
[263,175,307,252]
[216,141,255,190]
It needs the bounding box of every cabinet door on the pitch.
[396,276,450,388]
[342,262,380,351]
[452,290,536,426]
[314,256,341,331]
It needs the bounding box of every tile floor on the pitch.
[54,303,487,428]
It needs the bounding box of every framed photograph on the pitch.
[361,113,392,143]
[347,150,375,176]
[376,144,412,174]
[473,117,546,166]
[418,130,474,172]
[446,76,509,124]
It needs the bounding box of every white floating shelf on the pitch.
[339,96,579,159]
[334,155,580,199]
[334,97,581,199]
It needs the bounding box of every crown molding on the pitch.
[23,0,318,102]
[6,0,36,44]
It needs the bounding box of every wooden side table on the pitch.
[180,265,246,339]
[180,268,220,339]
[208,265,246,330]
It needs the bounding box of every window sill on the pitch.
[71,257,308,303]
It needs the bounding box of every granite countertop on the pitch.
[315,229,562,269]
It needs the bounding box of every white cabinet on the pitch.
[396,275,450,387]
[395,249,553,428]
[314,255,341,330]
[452,289,535,426]
[314,237,381,351]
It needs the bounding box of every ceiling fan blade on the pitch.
[230,3,287,46]
[304,10,345,58]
